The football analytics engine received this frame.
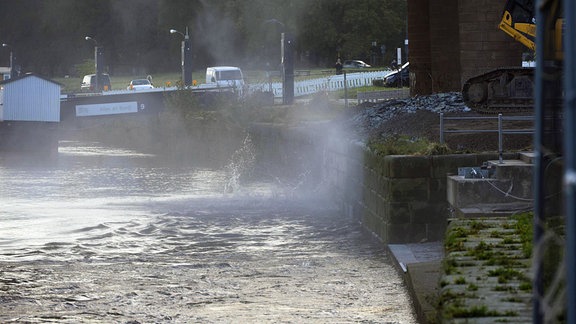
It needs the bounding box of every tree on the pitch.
[297,0,406,67]
[0,0,407,76]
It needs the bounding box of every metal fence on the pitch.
[439,113,534,163]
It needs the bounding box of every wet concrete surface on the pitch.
[388,243,444,323]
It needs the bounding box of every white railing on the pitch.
[249,70,391,98]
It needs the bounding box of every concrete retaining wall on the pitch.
[352,152,514,244]
[321,137,522,244]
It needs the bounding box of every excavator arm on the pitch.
[499,0,536,51]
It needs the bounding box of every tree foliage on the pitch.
[0,0,406,77]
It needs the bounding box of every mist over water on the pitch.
[1,140,265,261]
[0,133,416,322]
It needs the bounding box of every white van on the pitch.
[81,73,112,91]
[205,66,245,90]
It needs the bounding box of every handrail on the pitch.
[439,113,534,163]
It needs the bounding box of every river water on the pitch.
[0,139,416,323]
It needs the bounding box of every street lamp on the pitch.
[85,36,104,91]
[263,19,294,105]
[2,43,15,79]
[170,27,192,87]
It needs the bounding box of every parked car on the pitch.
[206,66,245,88]
[343,60,371,68]
[127,79,154,90]
[81,73,112,91]
[384,62,409,87]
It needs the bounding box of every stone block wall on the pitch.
[355,152,503,244]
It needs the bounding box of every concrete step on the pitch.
[452,202,533,218]
[447,153,534,218]
[486,158,533,182]
[447,175,532,205]
[518,151,535,164]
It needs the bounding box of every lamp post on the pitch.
[85,36,104,91]
[263,19,294,105]
[2,43,15,79]
[170,27,192,87]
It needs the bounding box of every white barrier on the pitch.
[248,70,391,98]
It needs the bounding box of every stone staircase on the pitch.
[447,152,535,217]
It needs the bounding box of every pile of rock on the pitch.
[347,92,470,139]
[402,92,469,114]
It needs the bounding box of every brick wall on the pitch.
[430,0,461,92]
[407,0,432,95]
[458,0,524,86]
[408,0,525,95]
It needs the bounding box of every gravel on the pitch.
[348,92,470,138]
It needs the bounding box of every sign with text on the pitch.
[75,101,138,117]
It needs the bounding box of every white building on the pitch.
[0,73,61,122]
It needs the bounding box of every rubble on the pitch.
[347,92,470,140]
[348,92,471,138]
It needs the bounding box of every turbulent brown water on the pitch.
[0,140,416,323]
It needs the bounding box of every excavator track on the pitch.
[462,67,534,113]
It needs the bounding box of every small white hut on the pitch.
[0,73,61,122]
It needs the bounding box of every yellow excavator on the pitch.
[462,0,563,112]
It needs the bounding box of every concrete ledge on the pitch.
[455,202,533,218]
[388,242,444,324]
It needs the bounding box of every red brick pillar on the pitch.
[407,0,432,95]
[458,1,524,86]
[429,0,461,92]
[408,0,524,95]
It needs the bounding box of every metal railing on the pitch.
[439,113,534,163]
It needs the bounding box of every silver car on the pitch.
[127,79,154,90]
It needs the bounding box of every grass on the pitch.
[333,85,407,99]
[512,212,533,258]
[367,135,451,157]
[444,227,469,252]
[448,305,517,318]
[440,217,534,320]
[487,267,530,284]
